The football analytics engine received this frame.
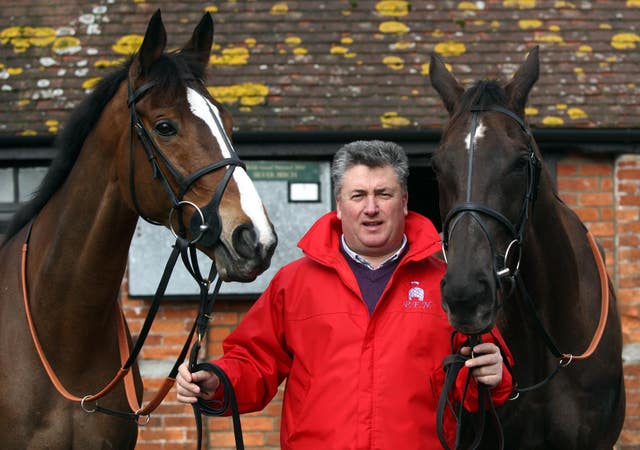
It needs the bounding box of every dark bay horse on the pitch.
[0,10,276,449]
[429,47,625,449]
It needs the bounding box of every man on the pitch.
[176,140,512,448]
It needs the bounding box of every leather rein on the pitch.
[20,76,246,448]
[436,105,611,450]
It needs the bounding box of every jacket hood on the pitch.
[298,210,442,267]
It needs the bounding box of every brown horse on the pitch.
[429,47,625,449]
[0,10,276,449]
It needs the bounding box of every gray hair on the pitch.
[331,140,409,198]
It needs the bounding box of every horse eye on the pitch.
[153,120,178,137]
[513,155,529,171]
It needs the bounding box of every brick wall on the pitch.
[556,153,640,450]
[616,155,640,449]
[123,152,639,449]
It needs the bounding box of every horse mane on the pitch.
[2,50,204,245]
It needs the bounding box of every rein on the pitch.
[19,76,247,448]
[436,104,612,449]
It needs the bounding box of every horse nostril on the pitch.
[233,225,258,259]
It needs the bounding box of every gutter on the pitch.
[1,128,638,161]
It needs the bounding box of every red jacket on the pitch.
[213,211,513,449]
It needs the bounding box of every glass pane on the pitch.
[18,167,48,202]
[0,168,14,203]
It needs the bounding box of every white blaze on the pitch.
[464,119,487,151]
[186,88,273,245]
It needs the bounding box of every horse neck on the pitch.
[502,170,600,354]
[27,95,137,347]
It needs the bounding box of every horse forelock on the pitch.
[453,80,507,120]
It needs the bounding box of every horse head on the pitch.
[123,10,277,282]
[429,47,541,335]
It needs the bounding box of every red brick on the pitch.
[580,192,613,206]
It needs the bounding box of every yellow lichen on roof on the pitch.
[542,116,564,125]
[434,41,466,57]
[375,1,410,17]
[383,55,404,70]
[52,36,81,55]
[457,2,481,11]
[518,20,542,29]
[0,26,56,53]
[45,119,59,133]
[207,83,269,108]
[82,77,101,90]
[210,46,250,65]
[380,111,410,127]
[525,107,539,116]
[576,45,592,55]
[204,5,218,12]
[534,34,565,45]
[379,21,409,35]
[568,108,588,119]
[393,40,413,50]
[94,58,125,68]
[503,0,536,8]
[112,35,143,55]
[270,3,289,14]
[627,0,640,6]
[285,36,302,46]
[611,33,640,49]
[330,45,348,55]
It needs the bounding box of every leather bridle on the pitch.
[127,77,245,247]
[441,105,542,287]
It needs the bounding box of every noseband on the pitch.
[441,105,542,285]
[127,78,246,247]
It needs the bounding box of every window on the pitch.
[0,164,48,234]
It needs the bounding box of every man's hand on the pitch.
[176,362,220,403]
[461,342,503,388]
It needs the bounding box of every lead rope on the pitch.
[179,244,244,450]
[436,334,504,450]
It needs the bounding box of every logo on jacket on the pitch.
[403,281,432,310]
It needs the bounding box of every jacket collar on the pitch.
[298,211,442,267]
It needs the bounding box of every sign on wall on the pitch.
[127,160,332,297]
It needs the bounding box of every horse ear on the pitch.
[429,52,464,116]
[182,12,214,71]
[505,46,539,114]
[136,9,167,76]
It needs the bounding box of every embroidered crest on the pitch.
[403,281,432,309]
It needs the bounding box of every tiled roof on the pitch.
[1,1,639,136]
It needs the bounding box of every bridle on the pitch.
[436,105,611,450]
[20,75,247,449]
[440,104,542,287]
[127,76,245,247]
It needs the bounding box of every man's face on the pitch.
[336,164,408,263]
